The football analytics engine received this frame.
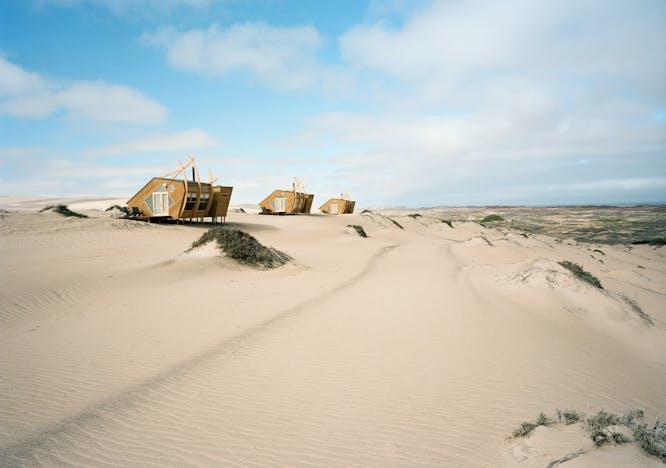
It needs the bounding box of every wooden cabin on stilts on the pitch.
[259,178,314,215]
[320,194,356,214]
[127,156,233,223]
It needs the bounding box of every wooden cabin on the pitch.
[127,157,233,223]
[259,179,313,215]
[320,197,356,215]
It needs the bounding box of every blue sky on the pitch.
[1,0,665,207]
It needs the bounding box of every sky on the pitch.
[0,0,665,207]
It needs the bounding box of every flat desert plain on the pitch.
[1,198,665,467]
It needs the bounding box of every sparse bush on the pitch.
[408,213,422,218]
[441,219,454,228]
[387,217,404,229]
[187,227,290,268]
[481,214,504,223]
[593,249,605,255]
[40,204,88,218]
[361,209,372,214]
[558,261,603,289]
[631,237,666,246]
[347,224,367,238]
[633,420,666,462]
[105,204,130,215]
[512,412,553,438]
[556,409,582,425]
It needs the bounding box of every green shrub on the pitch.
[481,214,504,223]
[105,204,130,215]
[556,409,582,425]
[347,224,367,238]
[631,237,666,246]
[187,228,290,268]
[633,420,666,462]
[558,261,603,289]
[40,204,88,218]
[512,412,553,438]
[387,217,404,229]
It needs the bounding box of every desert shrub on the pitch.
[619,295,654,326]
[558,261,603,289]
[408,213,422,218]
[556,409,583,425]
[441,219,454,228]
[187,227,290,268]
[512,412,553,438]
[361,209,372,214]
[633,420,666,462]
[593,249,605,255]
[40,204,88,218]
[105,205,130,215]
[481,214,504,223]
[631,237,666,246]
[387,217,404,229]
[347,224,367,238]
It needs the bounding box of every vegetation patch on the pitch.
[558,261,603,289]
[618,294,654,326]
[592,249,605,255]
[481,214,505,223]
[40,204,88,218]
[441,219,454,228]
[386,216,404,229]
[408,213,422,218]
[556,409,583,425]
[105,204,131,215]
[187,227,290,268]
[347,224,368,238]
[631,237,666,246]
[513,409,665,462]
[512,412,554,438]
[361,209,372,214]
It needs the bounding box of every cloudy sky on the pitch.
[1,0,664,206]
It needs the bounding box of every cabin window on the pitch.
[330,203,338,214]
[198,193,210,211]
[184,193,198,210]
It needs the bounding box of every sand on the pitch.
[1,198,665,466]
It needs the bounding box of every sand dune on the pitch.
[1,202,664,466]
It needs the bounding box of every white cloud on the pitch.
[0,56,167,124]
[94,129,218,156]
[143,23,351,91]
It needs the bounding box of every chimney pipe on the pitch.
[192,167,195,182]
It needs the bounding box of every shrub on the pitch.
[187,227,290,268]
[593,249,605,255]
[633,420,666,462]
[105,204,130,215]
[387,217,404,229]
[631,237,666,246]
[556,409,582,425]
[40,204,88,218]
[512,412,553,438]
[347,225,367,238]
[481,214,504,223]
[408,213,422,218]
[441,219,453,228]
[558,261,603,289]
[361,209,372,214]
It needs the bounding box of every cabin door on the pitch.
[152,192,169,216]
